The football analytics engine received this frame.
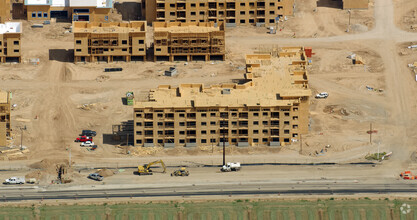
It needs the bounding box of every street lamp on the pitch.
[347,10,351,32]
[66,146,72,168]
[19,125,26,150]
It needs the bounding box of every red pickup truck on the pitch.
[75,136,92,142]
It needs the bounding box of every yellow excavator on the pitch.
[137,160,166,175]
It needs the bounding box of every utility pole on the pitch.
[20,126,26,150]
[367,123,377,145]
[222,117,226,166]
[68,146,71,168]
[348,10,351,26]
[370,123,372,143]
[211,135,214,154]
[347,10,351,32]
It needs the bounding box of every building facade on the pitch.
[24,0,113,22]
[0,90,11,147]
[73,21,147,63]
[0,22,22,63]
[0,0,11,23]
[342,0,368,9]
[144,0,294,26]
[154,21,225,61]
[133,47,311,148]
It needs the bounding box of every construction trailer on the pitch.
[143,0,294,26]
[0,0,11,23]
[133,47,311,148]
[73,21,147,63]
[153,21,225,62]
[0,22,22,63]
[0,90,11,147]
[24,0,113,22]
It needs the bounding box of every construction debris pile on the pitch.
[0,146,30,160]
[28,159,78,184]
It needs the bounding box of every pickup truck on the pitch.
[221,162,241,172]
[4,177,25,184]
[81,141,95,147]
[88,173,103,181]
[80,130,97,137]
[315,92,329,99]
[75,136,93,142]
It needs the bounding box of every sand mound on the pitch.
[97,168,114,177]
[25,170,42,179]
[30,158,69,171]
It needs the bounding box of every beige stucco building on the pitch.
[144,0,294,26]
[24,0,113,22]
[0,90,11,147]
[0,0,11,23]
[343,0,368,9]
[133,47,311,148]
[0,22,22,63]
[73,21,147,63]
[153,21,225,62]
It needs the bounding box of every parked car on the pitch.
[75,136,92,142]
[315,92,329,99]
[4,177,25,184]
[80,141,95,147]
[80,130,97,137]
[88,173,103,181]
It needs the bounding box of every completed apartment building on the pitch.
[144,0,294,26]
[153,21,225,61]
[0,0,11,23]
[73,21,147,63]
[0,22,22,63]
[0,90,11,147]
[133,47,311,148]
[24,0,113,22]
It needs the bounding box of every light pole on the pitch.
[222,117,226,166]
[347,10,351,32]
[20,125,26,150]
[66,146,72,168]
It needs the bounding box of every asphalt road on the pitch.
[1,182,417,202]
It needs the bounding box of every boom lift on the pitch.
[137,160,166,175]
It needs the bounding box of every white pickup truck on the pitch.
[80,141,95,147]
[221,162,241,172]
[4,177,25,184]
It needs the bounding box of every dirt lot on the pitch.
[227,0,375,38]
[394,0,417,32]
[2,0,417,187]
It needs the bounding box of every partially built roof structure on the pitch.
[73,21,147,63]
[143,0,294,26]
[0,90,11,147]
[133,47,311,148]
[153,21,225,62]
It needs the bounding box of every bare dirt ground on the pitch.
[227,0,375,39]
[394,0,417,32]
[1,0,417,186]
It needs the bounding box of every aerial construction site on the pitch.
[2,0,417,218]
